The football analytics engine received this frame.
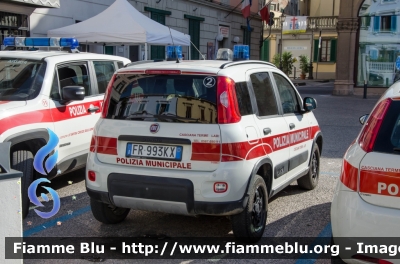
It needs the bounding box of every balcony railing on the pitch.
[265,16,338,31]
[368,62,396,73]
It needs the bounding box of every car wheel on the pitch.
[90,198,130,224]
[231,175,268,243]
[297,143,320,190]
[11,150,34,219]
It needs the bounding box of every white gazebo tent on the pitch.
[47,0,191,59]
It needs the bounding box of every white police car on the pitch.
[86,45,322,241]
[331,81,400,262]
[0,37,130,218]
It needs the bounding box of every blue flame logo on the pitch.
[33,128,59,175]
[28,128,60,218]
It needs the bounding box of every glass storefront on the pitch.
[0,12,28,50]
[357,0,400,87]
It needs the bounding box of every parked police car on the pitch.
[0,37,130,218]
[86,45,323,241]
[331,81,400,262]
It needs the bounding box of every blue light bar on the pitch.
[166,46,182,61]
[3,37,79,49]
[233,45,250,61]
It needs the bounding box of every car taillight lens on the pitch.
[88,171,96,182]
[101,74,117,118]
[217,76,241,124]
[358,98,392,153]
[90,134,97,152]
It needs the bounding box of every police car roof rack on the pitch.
[124,59,164,68]
[220,60,277,69]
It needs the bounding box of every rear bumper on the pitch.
[331,182,400,238]
[331,181,400,263]
[87,172,247,216]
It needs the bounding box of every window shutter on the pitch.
[391,16,397,32]
[330,39,337,62]
[262,39,270,61]
[313,39,319,62]
[150,12,166,60]
[373,16,380,32]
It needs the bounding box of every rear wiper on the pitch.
[154,114,200,123]
[393,148,400,152]
[126,111,156,120]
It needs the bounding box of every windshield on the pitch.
[105,74,218,124]
[0,58,46,101]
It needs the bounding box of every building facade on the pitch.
[263,0,339,80]
[1,0,264,61]
[334,0,399,95]
[0,0,60,47]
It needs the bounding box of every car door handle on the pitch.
[289,123,295,130]
[263,128,271,135]
[88,107,100,113]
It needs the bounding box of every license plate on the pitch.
[125,143,183,161]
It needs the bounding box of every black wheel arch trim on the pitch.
[4,128,49,148]
[244,157,274,199]
[309,131,323,167]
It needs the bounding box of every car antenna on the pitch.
[168,27,180,63]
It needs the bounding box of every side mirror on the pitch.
[303,97,317,112]
[61,86,85,104]
[359,114,369,125]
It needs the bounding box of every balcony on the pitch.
[265,16,338,31]
[6,0,60,8]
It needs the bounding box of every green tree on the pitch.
[272,52,297,76]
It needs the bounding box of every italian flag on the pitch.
[241,0,252,18]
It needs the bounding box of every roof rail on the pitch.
[125,59,164,68]
[220,60,277,69]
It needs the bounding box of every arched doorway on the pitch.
[333,0,399,95]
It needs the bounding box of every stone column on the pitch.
[333,18,359,95]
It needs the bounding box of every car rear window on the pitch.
[374,100,400,154]
[105,74,218,124]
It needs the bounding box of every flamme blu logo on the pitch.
[28,128,61,219]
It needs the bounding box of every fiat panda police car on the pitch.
[331,80,400,262]
[0,37,130,218]
[86,45,323,241]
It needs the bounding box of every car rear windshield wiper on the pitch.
[393,148,400,153]
[126,111,156,120]
[154,114,200,123]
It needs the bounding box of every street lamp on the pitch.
[279,12,286,71]
[308,19,316,79]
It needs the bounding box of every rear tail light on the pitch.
[214,182,228,193]
[358,98,392,153]
[90,134,97,152]
[217,76,241,124]
[88,171,96,182]
[101,74,117,118]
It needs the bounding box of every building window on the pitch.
[241,26,253,53]
[313,39,337,62]
[145,7,172,60]
[373,16,397,32]
[185,15,204,60]
[185,105,192,118]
